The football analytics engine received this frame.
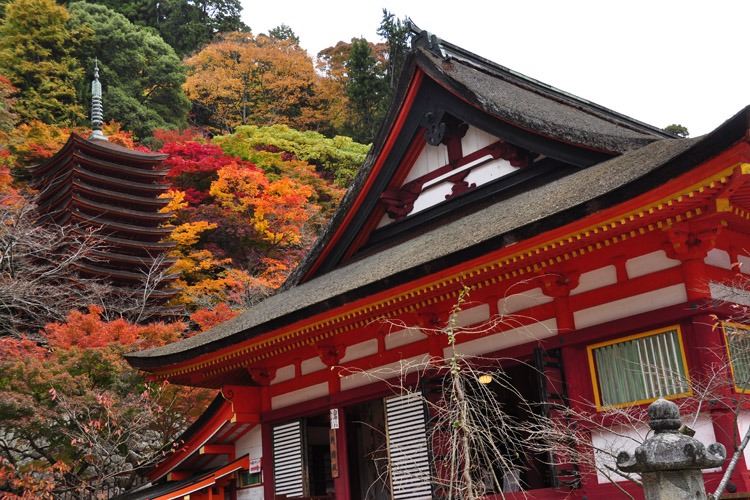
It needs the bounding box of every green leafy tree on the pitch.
[68,2,190,140]
[213,124,369,188]
[664,123,689,138]
[267,23,299,43]
[89,0,248,57]
[0,0,90,126]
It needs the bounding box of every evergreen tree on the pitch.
[377,9,411,94]
[87,0,248,57]
[0,0,90,126]
[69,2,190,139]
[344,38,388,144]
[268,23,299,43]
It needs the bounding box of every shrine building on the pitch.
[123,27,750,500]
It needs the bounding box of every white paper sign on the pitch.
[330,408,339,429]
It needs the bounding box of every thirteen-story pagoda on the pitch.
[28,62,180,315]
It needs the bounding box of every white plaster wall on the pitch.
[445,318,557,358]
[739,254,750,274]
[497,287,553,315]
[625,250,680,279]
[385,327,427,350]
[570,266,618,296]
[271,364,295,385]
[233,427,265,500]
[705,248,732,270]
[710,282,750,307]
[409,181,454,214]
[340,354,432,392]
[376,212,395,229]
[271,382,328,410]
[340,339,378,363]
[463,158,518,187]
[237,483,264,500]
[574,284,687,330]
[454,303,491,328]
[301,356,326,376]
[591,414,719,483]
[591,421,649,483]
[461,125,495,156]
[737,410,750,466]
[235,425,263,460]
[404,143,449,183]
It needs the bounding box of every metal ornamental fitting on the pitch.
[90,58,108,141]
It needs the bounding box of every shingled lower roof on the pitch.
[125,106,750,369]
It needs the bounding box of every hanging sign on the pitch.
[329,428,339,478]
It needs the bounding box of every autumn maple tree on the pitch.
[0,307,214,498]
[183,31,323,133]
[156,135,326,310]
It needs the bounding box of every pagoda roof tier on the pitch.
[72,165,170,192]
[87,249,177,267]
[73,179,172,207]
[72,209,174,237]
[126,106,750,381]
[72,193,173,222]
[75,230,177,251]
[35,166,170,208]
[108,284,182,299]
[29,133,167,177]
[75,260,180,282]
[72,150,171,179]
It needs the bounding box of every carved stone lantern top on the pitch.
[617,398,726,473]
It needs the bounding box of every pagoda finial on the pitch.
[89,58,107,141]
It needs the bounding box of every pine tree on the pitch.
[345,38,388,144]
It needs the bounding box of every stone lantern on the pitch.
[617,398,726,500]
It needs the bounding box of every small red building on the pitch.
[125,29,750,500]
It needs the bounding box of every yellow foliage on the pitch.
[158,189,188,214]
[168,221,217,248]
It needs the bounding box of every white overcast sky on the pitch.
[240,1,750,137]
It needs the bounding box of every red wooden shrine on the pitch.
[123,27,750,500]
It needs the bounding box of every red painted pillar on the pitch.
[539,270,580,333]
[332,408,351,500]
[663,223,721,303]
[690,314,750,491]
[262,423,274,500]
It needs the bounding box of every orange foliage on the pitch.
[190,303,240,332]
[210,163,316,246]
[8,120,84,165]
[44,305,185,350]
[101,120,151,152]
[184,32,323,132]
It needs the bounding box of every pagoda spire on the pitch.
[90,58,107,141]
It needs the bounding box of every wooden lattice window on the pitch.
[385,393,432,500]
[723,322,750,391]
[587,326,691,409]
[272,420,305,498]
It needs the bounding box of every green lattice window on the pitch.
[588,326,691,408]
[724,323,750,391]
